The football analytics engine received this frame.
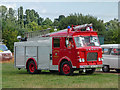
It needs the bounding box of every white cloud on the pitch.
[41,9,47,14]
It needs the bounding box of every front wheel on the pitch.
[27,60,38,74]
[60,61,73,76]
[102,65,110,72]
[85,68,96,75]
[115,69,120,73]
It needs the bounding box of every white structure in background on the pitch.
[54,26,57,32]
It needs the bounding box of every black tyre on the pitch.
[115,69,120,73]
[102,65,110,72]
[85,68,96,75]
[27,60,38,74]
[60,61,73,76]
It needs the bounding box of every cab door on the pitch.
[52,37,61,65]
[62,37,76,65]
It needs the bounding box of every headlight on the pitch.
[98,58,103,61]
[10,53,12,56]
[101,58,103,61]
[82,58,85,62]
[79,58,82,62]
[79,58,85,62]
[98,58,101,61]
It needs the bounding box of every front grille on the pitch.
[2,53,11,57]
[87,52,98,61]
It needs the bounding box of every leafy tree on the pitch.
[104,19,119,44]
[43,18,53,26]
[58,15,65,21]
[27,21,39,31]
[0,5,7,18]
[58,13,105,35]
[18,6,24,28]
[2,29,18,52]
[9,8,14,17]
[38,17,44,25]
[53,18,59,26]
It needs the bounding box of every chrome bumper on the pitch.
[80,65,103,68]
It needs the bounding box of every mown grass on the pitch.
[1,61,119,88]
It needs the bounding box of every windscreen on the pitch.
[74,36,100,47]
[0,45,8,51]
[111,48,120,55]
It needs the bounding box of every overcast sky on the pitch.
[0,0,119,22]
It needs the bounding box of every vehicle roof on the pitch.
[0,44,5,45]
[101,44,120,48]
[0,42,3,44]
[49,29,98,37]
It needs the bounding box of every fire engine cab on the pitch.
[14,24,103,76]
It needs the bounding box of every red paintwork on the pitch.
[26,58,37,69]
[62,64,70,74]
[50,29,102,70]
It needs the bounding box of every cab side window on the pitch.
[102,48,112,55]
[53,38,60,48]
[65,38,73,48]
[111,48,120,55]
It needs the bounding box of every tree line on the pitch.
[0,5,119,52]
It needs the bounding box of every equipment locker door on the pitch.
[26,46,37,63]
[15,46,25,67]
[38,46,50,69]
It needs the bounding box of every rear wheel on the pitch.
[102,65,110,72]
[60,61,73,76]
[27,60,38,74]
[85,68,96,75]
[115,69,120,73]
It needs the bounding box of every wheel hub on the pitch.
[63,64,70,74]
[29,63,35,72]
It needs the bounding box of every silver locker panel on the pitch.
[38,46,50,70]
[15,46,25,67]
[26,47,37,57]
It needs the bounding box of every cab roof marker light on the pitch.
[90,26,93,31]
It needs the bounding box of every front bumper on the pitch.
[79,65,103,68]
[2,56,13,60]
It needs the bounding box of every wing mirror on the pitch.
[17,36,21,41]
[66,40,69,45]
[17,36,27,42]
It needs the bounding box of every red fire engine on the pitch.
[14,24,103,76]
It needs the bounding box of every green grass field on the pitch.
[1,61,119,88]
